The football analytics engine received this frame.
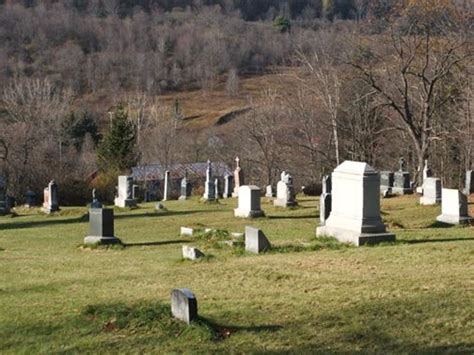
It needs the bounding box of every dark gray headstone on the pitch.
[84,208,120,245]
[319,192,332,226]
[380,171,394,189]
[171,288,198,324]
[393,171,413,195]
[245,226,271,253]
[25,190,36,208]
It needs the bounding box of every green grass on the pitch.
[1,195,473,353]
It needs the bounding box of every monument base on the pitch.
[234,208,265,218]
[420,197,441,205]
[316,225,396,246]
[273,199,297,207]
[436,214,472,225]
[84,236,122,245]
[391,187,413,195]
[114,198,137,208]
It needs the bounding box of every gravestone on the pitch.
[132,184,139,200]
[316,161,396,246]
[223,174,233,199]
[465,170,474,195]
[84,192,120,245]
[265,185,274,198]
[179,172,192,200]
[234,185,265,218]
[114,176,137,208]
[393,169,412,195]
[182,246,205,260]
[320,175,332,226]
[232,156,244,197]
[423,159,433,181]
[0,176,9,214]
[42,180,59,214]
[163,170,170,201]
[380,171,394,192]
[180,227,194,236]
[202,160,216,201]
[274,171,297,207]
[24,190,36,208]
[171,288,198,324]
[214,178,220,198]
[420,177,441,205]
[91,188,102,208]
[245,226,271,254]
[436,189,471,225]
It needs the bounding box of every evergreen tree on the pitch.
[97,105,137,172]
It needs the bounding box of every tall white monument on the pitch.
[234,185,264,218]
[316,161,395,246]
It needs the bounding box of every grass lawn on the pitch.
[1,195,473,353]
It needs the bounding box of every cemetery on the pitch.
[1,168,473,352]
[0,1,472,352]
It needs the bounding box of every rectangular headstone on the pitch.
[436,188,471,224]
[234,185,265,218]
[380,171,394,190]
[392,171,412,195]
[180,227,194,236]
[171,288,198,324]
[182,246,205,260]
[245,226,271,253]
[84,208,121,245]
[420,177,441,205]
[465,170,474,195]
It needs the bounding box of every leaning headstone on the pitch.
[24,190,36,208]
[274,171,297,207]
[319,175,332,226]
[392,158,413,195]
[84,192,120,245]
[0,176,9,214]
[179,172,192,200]
[223,174,233,199]
[380,171,394,192]
[114,176,137,208]
[234,185,265,218]
[202,160,216,201]
[182,246,205,260]
[245,226,271,254]
[316,161,396,246]
[171,288,198,325]
[163,170,170,201]
[420,177,441,205]
[42,180,60,214]
[436,189,472,225]
[232,156,244,197]
[465,170,474,195]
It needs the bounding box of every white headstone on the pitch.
[202,160,216,201]
[273,171,297,207]
[163,170,170,201]
[436,189,471,224]
[42,180,59,214]
[316,161,395,246]
[171,288,198,324]
[232,156,244,197]
[420,177,441,205]
[245,226,271,253]
[265,185,274,198]
[234,185,265,218]
[182,246,205,260]
[180,227,194,236]
[114,176,137,208]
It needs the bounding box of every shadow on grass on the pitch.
[115,209,222,220]
[401,237,474,244]
[267,214,316,220]
[0,214,89,230]
[428,220,455,228]
[124,239,190,247]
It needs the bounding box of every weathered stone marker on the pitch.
[420,177,441,205]
[24,190,36,208]
[114,175,137,208]
[179,172,192,200]
[423,159,433,181]
[234,185,265,218]
[316,161,395,246]
[245,226,271,253]
[42,180,60,214]
[171,288,198,324]
[202,160,216,201]
[436,189,472,225]
[265,185,274,198]
[380,171,394,192]
[274,171,297,207]
[163,170,170,201]
[223,174,233,199]
[465,170,474,195]
[232,156,244,197]
[182,246,205,260]
[85,192,120,245]
[319,175,332,226]
[180,227,194,236]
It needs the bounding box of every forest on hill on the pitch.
[0,0,472,204]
